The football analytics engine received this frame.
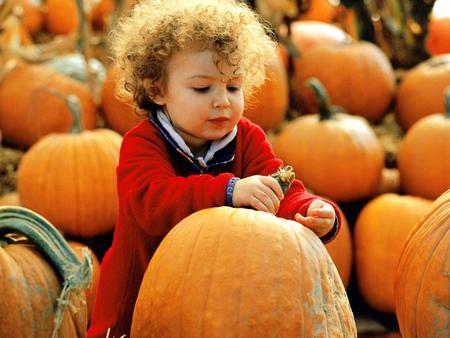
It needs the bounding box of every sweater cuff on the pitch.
[319,216,340,243]
[225,177,240,206]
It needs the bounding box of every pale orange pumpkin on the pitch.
[395,189,450,338]
[396,54,450,130]
[0,63,97,149]
[354,193,432,313]
[243,53,288,131]
[100,66,144,135]
[0,206,92,337]
[398,87,450,200]
[17,94,122,237]
[273,78,384,202]
[293,41,396,122]
[131,207,357,337]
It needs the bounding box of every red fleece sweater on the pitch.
[88,117,341,337]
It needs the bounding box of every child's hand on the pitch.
[295,199,336,238]
[232,175,284,214]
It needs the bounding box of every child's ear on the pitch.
[143,78,165,105]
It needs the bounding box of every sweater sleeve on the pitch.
[117,131,233,237]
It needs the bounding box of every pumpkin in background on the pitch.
[396,54,450,130]
[324,211,353,288]
[0,206,92,337]
[45,0,79,35]
[299,0,340,23]
[100,66,145,135]
[289,20,351,55]
[243,52,288,131]
[354,193,432,313]
[425,11,450,55]
[17,94,122,237]
[395,189,450,338]
[131,207,357,337]
[69,241,101,322]
[90,0,115,30]
[293,41,396,122]
[273,78,384,202]
[398,87,450,200]
[0,63,97,149]
[0,192,20,206]
[16,0,45,35]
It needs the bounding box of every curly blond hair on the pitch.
[109,0,276,113]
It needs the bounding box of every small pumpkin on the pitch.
[0,206,92,337]
[0,63,97,149]
[293,41,396,122]
[100,66,145,135]
[243,52,288,131]
[398,86,450,200]
[45,0,79,35]
[354,193,432,313]
[395,189,450,338]
[18,93,122,237]
[131,206,357,337]
[396,54,450,130]
[299,0,340,23]
[425,13,450,55]
[273,78,384,202]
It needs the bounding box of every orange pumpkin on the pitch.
[396,54,450,130]
[0,63,97,149]
[273,78,384,202]
[100,66,144,135]
[425,16,450,55]
[299,0,340,23]
[131,207,357,337]
[45,0,79,35]
[398,88,450,200]
[293,41,396,122]
[243,53,288,131]
[17,94,122,237]
[69,241,101,322]
[16,0,45,35]
[90,0,115,30]
[324,211,353,288]
[0,206,92,337]
[395,189,450,338]
[354,193,432,313]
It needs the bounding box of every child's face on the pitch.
[155,49,244,152]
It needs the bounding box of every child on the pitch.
[88,0,341,336]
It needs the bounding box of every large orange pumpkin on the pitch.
[45,0,79,35]
[131,207,357,337]
[273,78,384,202]
[243,53,288,131]
[0,63,97,149]
[0,206,92,337]
[396,54,450,130]
[354,193,433,313]
[17,94,122,237]
[425,15,450,55]
[395,189,450,338]
[100,66,144,135]
[398,87,450,200]
[293,41,396,122]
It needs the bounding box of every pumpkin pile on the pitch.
[0,0,449,336]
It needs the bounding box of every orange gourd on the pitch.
[131,207,357,337]
[354,193,432,313]
[273,78,384,202]
[396,54,450,130]
[243,53,288,131]
[293,41,396,122]
[398,87,450,200]
[100,66,144,135]
[17,94,122,237]
[395,189,450,338]
[0,206,92,337]
[0,63,97,149]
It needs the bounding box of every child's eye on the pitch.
[193,87,210,93]
[227,86,241,92]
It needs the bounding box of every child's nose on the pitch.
[213,90,231,108]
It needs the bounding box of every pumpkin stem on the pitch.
[445,86,450,119]
[271,165,296,194]
[306,77,337,121]
[44,88,84,133]
[0,206,93,338]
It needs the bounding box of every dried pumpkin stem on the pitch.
[0,206,93,338]
[271,165,296,194]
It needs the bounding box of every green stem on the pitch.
[0,206,93,338]
[45,88,83,133]
[306,77,336,121]
[445,86,450,119]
